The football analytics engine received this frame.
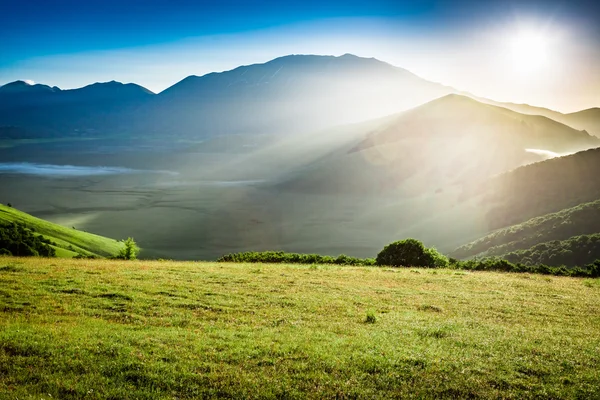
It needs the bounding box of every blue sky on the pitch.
[1,0,599,111]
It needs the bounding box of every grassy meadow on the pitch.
[1,257,599,399]
[0,204,122,258]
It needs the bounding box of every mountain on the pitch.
[0,54,453,138]
[447,146,600,267]
[564,108,600,137]
[461,147,600,231]
[274,94,599,196]
[0,203,123,258]
[0,80,58,95]
[143,54,452,137]
[0,80,155,135]
[477,97,600,137]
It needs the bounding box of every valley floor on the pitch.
[1,258,599,399]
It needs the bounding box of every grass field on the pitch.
[0,204,122,258]
[1,257,599,399]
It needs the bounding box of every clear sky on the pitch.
[1,0,599,112]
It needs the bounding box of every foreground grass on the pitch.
[1,258,599,399]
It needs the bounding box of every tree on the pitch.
[117,237,139,260]
[376,238,448,268]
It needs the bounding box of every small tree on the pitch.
[376,238,448,268]
[118,237,139,260]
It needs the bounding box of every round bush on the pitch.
[376,238,448,268]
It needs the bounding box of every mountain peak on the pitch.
[0,80,57,94]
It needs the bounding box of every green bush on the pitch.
[376,238,449,268]
[116,237,139,260]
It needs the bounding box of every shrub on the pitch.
[376,238,448,268]
[116,237,139,260]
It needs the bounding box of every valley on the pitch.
[1,55,599,266]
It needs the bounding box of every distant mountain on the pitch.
[274,94,599,196]
[564,108,600,137]
[0,80,58,95]
[477,97,600,137]
[136,54,453,137]
[0,54,453,138]
[0,80,155,135]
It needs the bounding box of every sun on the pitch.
[508,28,550,74]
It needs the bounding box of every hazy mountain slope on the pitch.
[0,204,123,258]
[0,54,452,139]
[564,108,600,137]
[0,80,155,135]
[451,200,600,259]
[462,147,600,231]
[132,54,454,137]
[275,94,599,196]
[477,97,600,137]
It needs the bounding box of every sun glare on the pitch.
[508,28,551,74]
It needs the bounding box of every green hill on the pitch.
[503,234,600,268]
[451,200,600,259]
[462,147,600,231]
[0,204,122,258]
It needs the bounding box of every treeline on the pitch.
[451,258,600,278]
[217,251,375,266]
[0,222,56,257]
[452,200,600,259]
[503,234,600,268]
[218,239,600,278]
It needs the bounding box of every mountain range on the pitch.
[1,53,600,264]
[3,54,448,138]
[2,54,599,141]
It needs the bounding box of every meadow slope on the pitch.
[0,204,122,258]
[1,257,599,399]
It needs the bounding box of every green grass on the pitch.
[1,257,599,399]
[0,204,122,258]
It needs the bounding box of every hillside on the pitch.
[464,147,600,231]
[1,258,599,398]
[477,97,600,137]
[452,200,600,259]
[275,94,599,196]
[564,108,600,137]
[0,204,122,258]
[501,234,600,267]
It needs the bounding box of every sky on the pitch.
[1,0,599,112]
